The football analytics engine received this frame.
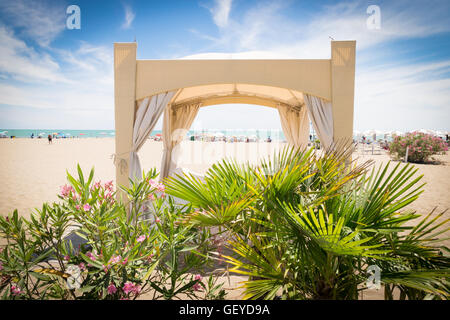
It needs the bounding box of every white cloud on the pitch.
[354,60,450,132]
[209,0,232,28]
[0,0,66,47]
[122,4,135,29]
[0,26,69,83]
[186,0,450,131]
[195,0,450,57]
[0,27,113,119]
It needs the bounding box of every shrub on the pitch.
[0,165,225,300]
[389,132,448,163]
[166,146,450,300]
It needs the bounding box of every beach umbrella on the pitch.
[390,130,403,136]
[416,129,431,134]
[363,129,376,136]
[434,130,447,137]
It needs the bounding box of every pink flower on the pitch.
[60,185,74,198]
[79,263,86,271]
[64,255,70,261]
[86,251,96,261]
[93,181,102,190]
[148,193,156,201]
[122,282,141,295]
[122,257,128,265]
[157,183,165,193]
[11,285,23,296]
[75,204,80,210]
[123,282,136,295]
[155,218,161,223]
[0,261,3,271]
[148,179,158,188]
[137,235,146,243]
[104,180,114,191]
[109,255,121,264]
[134,285,141,295]
[103,264,109,273]
[193,283,202,291]
[107,283,117,295]
[83,204,91,212]
[193,274,203,291]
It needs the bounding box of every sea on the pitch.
[0,129,289,141]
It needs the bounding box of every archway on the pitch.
[113,41,356,189]
[165,102,289,177]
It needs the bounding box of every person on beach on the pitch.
[48,134,52,144]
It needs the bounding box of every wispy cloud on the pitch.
[121,4,135,29]
[195,0,450,57]
[188,0,450,131]
[0,0,66,47]
[209,0,232,28]
[0,27,113,115]
[0,26,68,83]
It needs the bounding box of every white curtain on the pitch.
[304,94,334,150]
[277,104,310,148]
[129,91,176,181]
[161,102,202,179]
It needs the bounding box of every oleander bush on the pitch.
[166,146,450,300]
[389,132,448,163]
[0,165,225,300]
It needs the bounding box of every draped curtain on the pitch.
[303,94,334,150]
[129,91,176,181]
[161,102,202,178]
[277,104,309,148]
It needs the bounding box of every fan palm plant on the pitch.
[165,146,449,300]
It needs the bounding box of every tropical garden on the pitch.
[0,146,449,300]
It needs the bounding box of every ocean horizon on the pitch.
[0,128,290,140]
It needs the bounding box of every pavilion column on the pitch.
[330,41,356,147]
[114,43,137,202]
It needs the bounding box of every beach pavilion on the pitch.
[113,41,356,190]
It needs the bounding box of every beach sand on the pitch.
[0,137,449,299]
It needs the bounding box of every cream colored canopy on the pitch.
[170,83,305,109]
[114,41,356,191]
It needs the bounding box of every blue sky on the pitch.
[0,0,449,132]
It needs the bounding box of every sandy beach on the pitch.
[1,138,449,222]
[0,137,449,299]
